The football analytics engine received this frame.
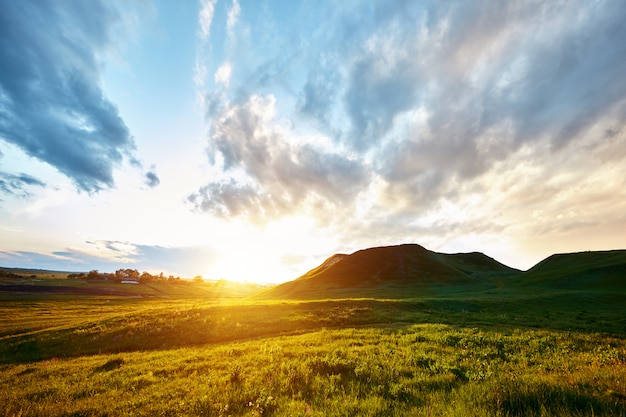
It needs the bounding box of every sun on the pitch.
[203,216,335,284]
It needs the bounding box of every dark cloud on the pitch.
[0,2,135,193]
[298,69,341,137]
[0,171,45,197]
[338,0,626,208]
[344,54,421,150]
[189,94,369,220]
[291,2,426,149]
[309,2,626,160]
[472,2,626,150]
[189,180,262,218]
[145,170,160,188]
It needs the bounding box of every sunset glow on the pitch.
[1,1,625,283]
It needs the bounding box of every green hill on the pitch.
[257,244,521,299]
[515,249,626,290]
[257,244,626,300]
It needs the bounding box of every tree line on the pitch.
[67,268,204,284]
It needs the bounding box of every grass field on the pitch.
[1,282,625,416]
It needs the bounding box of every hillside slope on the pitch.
[258,244,626,300]
[517,250,626,290]
[258,244,520,299]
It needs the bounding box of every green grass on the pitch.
[2,291,624,364]
[1,258,625,416]
[0,278,264,299]
[2,324,625,416]
[514,250,626,290]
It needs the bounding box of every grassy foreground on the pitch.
[1,290,625,416]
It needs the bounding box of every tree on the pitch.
[115,268,139,280]
[87,270,101,280]
[139,271,154,283]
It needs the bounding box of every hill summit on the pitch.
[258,244,520,299]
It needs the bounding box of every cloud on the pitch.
[0,250,80,271]
[214,62,232,87]
[189,94,369,221]
[227,0,241,35]
[0,2,138,193]
[198,0,218,41]
[194,0,219,93]
[372,1,626,207]
[83,239,139,264]
[0,241,215,277]
[193,0,626,256]
[0,171,45,198]
[144,169,160,188]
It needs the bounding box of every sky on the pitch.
[1,0,626,284]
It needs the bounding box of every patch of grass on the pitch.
[1,280,625,416]
[1,292,625,364]
[94,357,125,372]
[1,325,625,416]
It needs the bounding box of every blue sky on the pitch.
[1,0,626,283]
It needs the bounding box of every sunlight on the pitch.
[3,1,626,414]
[204,216,335,284]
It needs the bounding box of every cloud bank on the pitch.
[0,2,137,193]
[190,0,626,255]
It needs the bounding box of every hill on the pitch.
[0,266,78,280]
[257,244,521,299]
[257,244,626,300]
[515,249,626,290]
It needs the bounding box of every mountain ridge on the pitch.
[257,244,626,299]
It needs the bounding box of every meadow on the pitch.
[1,280,625,416]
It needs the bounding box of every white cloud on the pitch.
[84,240,139,263]
[194,0,218,91]
[227,0,240,34]
[198,0,217,41]
[214,62,232,87]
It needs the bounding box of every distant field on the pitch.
[0,267,266,299]
[0,266,77,280]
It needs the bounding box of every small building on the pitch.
[121,279,139,284]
